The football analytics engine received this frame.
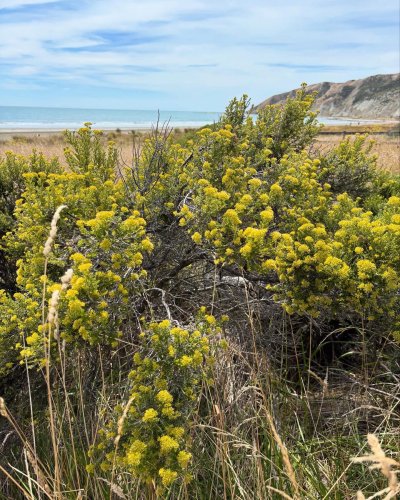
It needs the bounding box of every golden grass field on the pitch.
[0,124,399,173]
[314,134,400,173]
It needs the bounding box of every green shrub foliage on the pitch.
[89,315,218,492]
[0,92,399,493]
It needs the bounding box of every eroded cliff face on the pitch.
[254,73,400,119]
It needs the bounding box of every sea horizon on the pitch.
[0,105,223,131]
[0,105,396,132]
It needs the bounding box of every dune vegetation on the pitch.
[0,89,399,499]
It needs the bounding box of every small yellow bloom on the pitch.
[205,314,216,325]
[78,262,92,272]
[141,238,154,252]
[191,232,202,244]
[248,178,262,188]
[26,332,40,346]
[142,408,158,422]
[223,209,241,226]
[387,196,400,207]
[169,427,185,439]
[159,435,179,453]
[85,463,95,474]
[239,243,252,257]
[260,208,274,224]
[270,183,283,196]
[156,390,173,405]
[126,440,147,467]
[179,355,192,367]
[177,450,192,469]
[159,468,178,486]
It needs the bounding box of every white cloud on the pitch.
[0,0,398,109]
[0,0,59,8]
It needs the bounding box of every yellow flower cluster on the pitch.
[142,408,159,422]
[126,440,147,468]
[159,468,178,486]
[159,435,179,453]
[156,389,174,405]
[89,314,218,489]
[0,157,153,369]
[266,196,400,321]
[173,130,399,337]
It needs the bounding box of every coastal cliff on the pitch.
[253,73,400,119]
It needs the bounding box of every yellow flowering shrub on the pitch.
[124,131,193,223]
[172,103,400,341]
[0,136,153,372]
[63,123,118,179]
[0,93,398,379]
[89,315,218,492]
[0,93,399,498]
[0,150,61,292]
[267,196,399,323]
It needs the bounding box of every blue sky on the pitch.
[0,0,399,111]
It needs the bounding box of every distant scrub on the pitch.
[0,89,399,498]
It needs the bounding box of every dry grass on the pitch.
[1,263,399,498]
[0,131,140,166]
[0,133,64,158]
[320,123,398,135]
[314,134,400,174]
[2,127,399,174]
[352,434,400,499]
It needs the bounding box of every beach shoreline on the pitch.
[1,120,398,139]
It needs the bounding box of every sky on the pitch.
[0,0,399,111]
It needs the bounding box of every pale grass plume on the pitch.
[98,478,127,499]
[43,205,67,257]
[114,396,135,446]
[47,290,60,325]
[0,397,6,418]
[352,433,400,500]
[47,268,73,326]
[60,268,73,289]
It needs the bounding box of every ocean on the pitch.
[0,106,223,131]
[0,105,386,131]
